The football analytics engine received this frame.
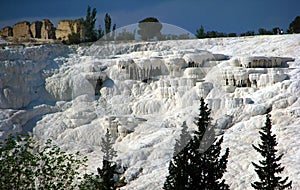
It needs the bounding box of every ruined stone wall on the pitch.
[56,19,85,41]
[74,20,85,40]
[0,26,13,37]
[41,19,56,39]
[2,19,85,42]
[30,21,42,38]
[55,20,72,41]
[13,21,32,38]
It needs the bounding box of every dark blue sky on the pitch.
[0,0,299,35]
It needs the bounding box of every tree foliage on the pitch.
[258,28,273,35]
[104,13,112,40]
[103,14,117,41]
[228,33,237,37]
[0,135,37,190]
[111,24,117,40]
[196,26,228,39]
[0,135,86,190]
[188,97,229,190]
[163,122,192,190]
[164,98,230,190]
[67,32,81,44]
[288,16,300,33]
[80,129,126,190]
[84,6,98,42]
[98,129,126,190]
[240,31,255,36]
[196,25,205,39]
[196,24,284,39]
[272,27,282,35]
[251,113,292,189]
[101,129,117,162]
[98,25,105,40]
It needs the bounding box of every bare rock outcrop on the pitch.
[30,21,42,38]
[41,19,56,39]
[1,18,85,42]
[13,21,32,38]
[55,19,85,42]
[0,26,13,37]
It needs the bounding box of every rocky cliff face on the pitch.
[30,21,42,38]
[13,21,32,38]
[41,19,56,39]
[1,19,80,41]
[0,26,13,37]
[55,19,85,41]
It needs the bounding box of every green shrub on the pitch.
[0,135,87,190]
[67,33,81,44]
[288,16,300,33]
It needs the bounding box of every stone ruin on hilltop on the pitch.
[0,19,85,43]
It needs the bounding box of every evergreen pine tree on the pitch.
[104,14,112,40]
[84,6,97,42]
[189,97,230,190]
[97,129,126,190]
[288,16,300,34]
[98,25,105,39]
[111,24,116,40]
[196,25,206,39]
[163,121,192,190]
[101,129,117,162]
[251,113,292,190]
[163,98,230,190]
